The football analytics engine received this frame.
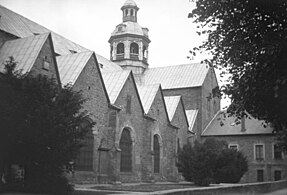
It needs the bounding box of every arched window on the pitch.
[75,119,94,171]
[120,128,132,172]
[153,135,160,173]
[117,43,124,54]
[130,43,139,54]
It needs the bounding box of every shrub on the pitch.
[177,138,248,186]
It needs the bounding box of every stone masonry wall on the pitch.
[72,54,111,183]
[163,87,202,139]
[30,35,60,85]
[171,99,189,148]
[149,90,179,182]
[201,68,220,132]
[113,74,147,183]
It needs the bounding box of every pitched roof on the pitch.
[102,70,131,104]
[0,5,89,55]
[140,63,209,89]
[137,84,160,114]
[0,33,49,74]
[201,111,273,136]
[164,96,181,121]
[56,51,93,86]
[96,53,122,73]
[185,109,198,132]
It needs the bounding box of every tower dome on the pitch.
[108,0,151,74]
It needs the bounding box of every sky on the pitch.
[0,0,230,108]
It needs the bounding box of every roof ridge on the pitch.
[148,62,206,70]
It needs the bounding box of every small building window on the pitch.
[125,9,128,16]
[153,135,160,173]
[120,128,132,172]
[130,9,134,16]
[255,144,264,160]
[130,43,139,54]
[229,144,239,151]
[257,169,264,182]
[42,56,49,70]
[274,144,283,160]
[274,170,282,181]
[116,43,124,54]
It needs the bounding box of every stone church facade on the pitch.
[2,0,284,185]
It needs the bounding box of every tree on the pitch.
[177,139,248,186]
[189,0,287,150]
[0,57,92,194]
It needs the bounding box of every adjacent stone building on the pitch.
[202,111,287,183]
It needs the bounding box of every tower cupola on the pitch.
[108,0,151,74]
[121,0,139,22]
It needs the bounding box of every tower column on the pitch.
[124,40,130,59]
[139,42,143,61]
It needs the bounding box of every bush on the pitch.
[177,138,248,186]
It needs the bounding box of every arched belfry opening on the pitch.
[119,128,133,172]
[108,0,151,74]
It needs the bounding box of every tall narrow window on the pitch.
[255,144,264,160]
[130,43,139,54]
[126,95,131,114]
[108,110,117,128]
[257,169,264,182]
[75,119,93,171]
[274,144,283,160]
[153,135,160,173]
[116,43,124,54]
[130,9,134,16]
[120,128,132,172]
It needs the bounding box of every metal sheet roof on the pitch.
[0,5,89,55]
[185,109,198,132]
[56,51,93,86]
[141,63,209,89]
[0,33,49,74]
[202,111,273,136]
[96,53,122,73]
[137,84,160,114]
[164,96,181,121]
[111,22,149,38]
[102,70,131,104]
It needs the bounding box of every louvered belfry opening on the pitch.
[120,128,132,172]
[153,135,160,173]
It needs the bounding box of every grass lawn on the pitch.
[92,183,202,192]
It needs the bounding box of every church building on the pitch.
[3,0,285,185]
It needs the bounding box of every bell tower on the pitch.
[108,0,151,74]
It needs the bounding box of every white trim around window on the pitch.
[228,144,239,151]
[254,144,265,161]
